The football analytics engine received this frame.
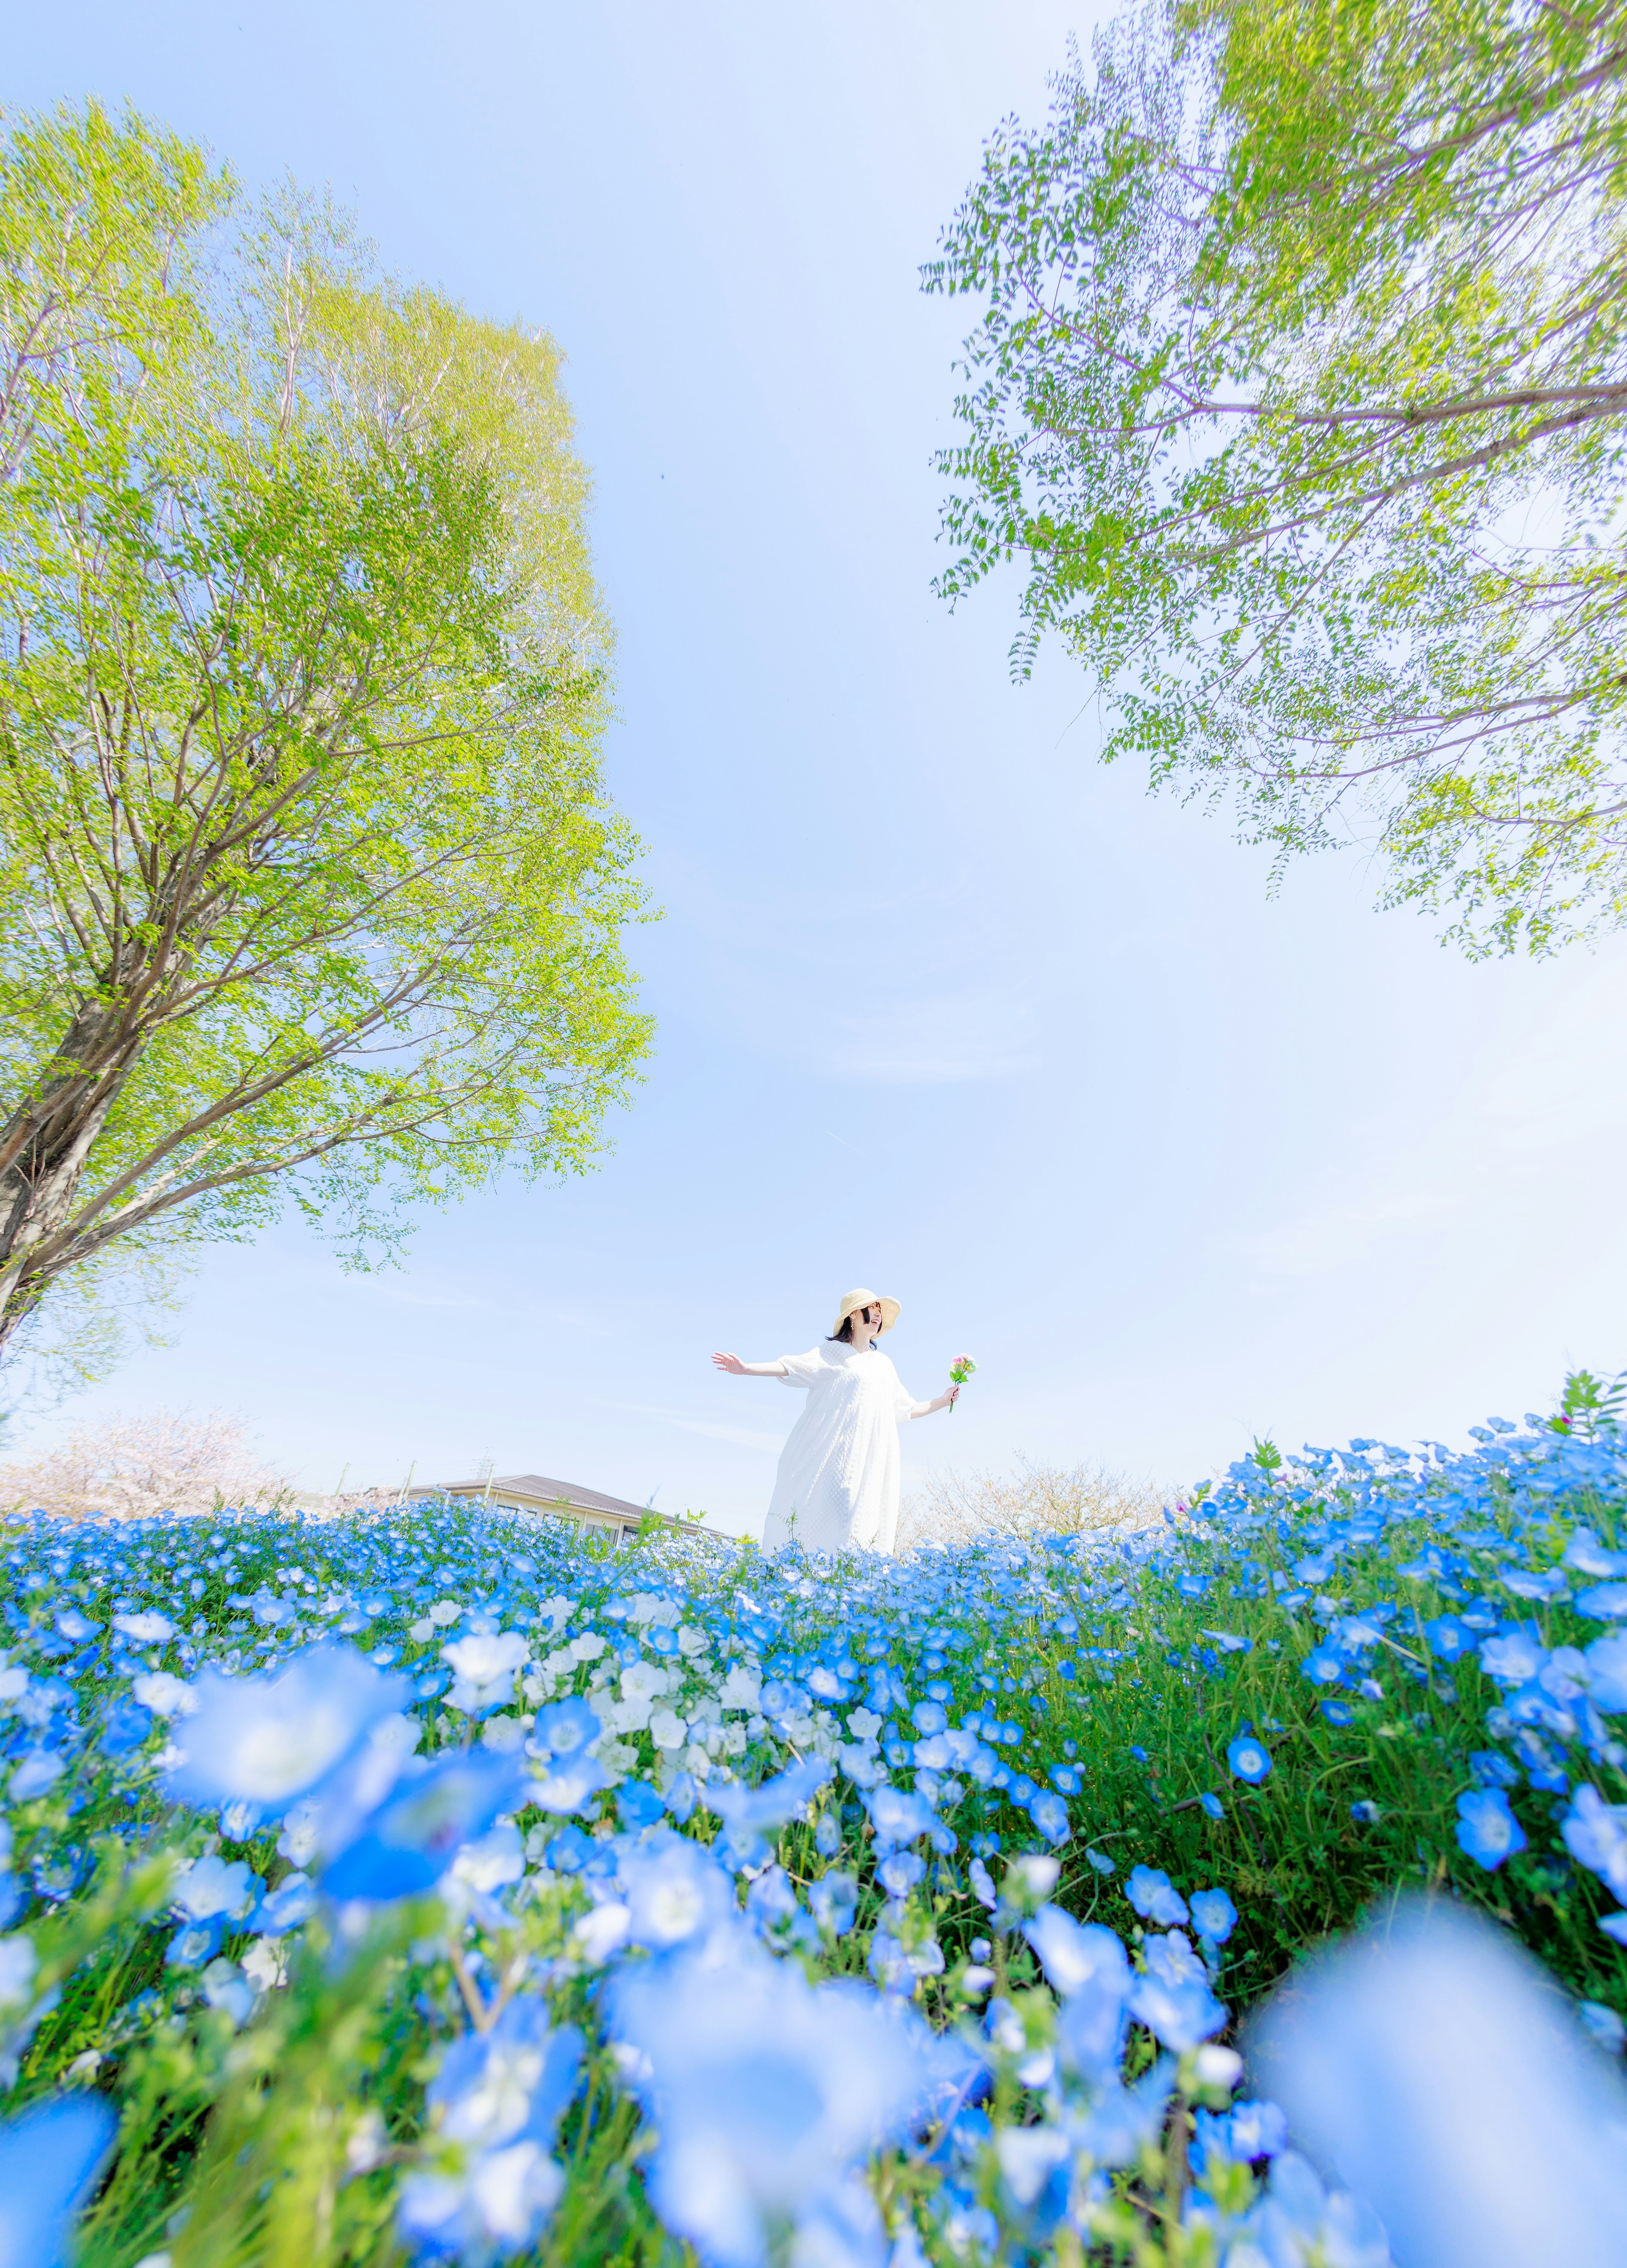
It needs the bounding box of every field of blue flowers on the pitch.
[5,1377,1627,2267]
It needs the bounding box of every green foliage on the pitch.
[926,0,1627,954]
[0,102,652,1353]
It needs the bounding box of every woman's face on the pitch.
[854,1303,881,1341]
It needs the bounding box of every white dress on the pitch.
[761,1342,918,1555]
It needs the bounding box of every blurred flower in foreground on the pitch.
[321,1751,527,1902]
[165,1646,412,1818]
[1248,1897,1627,2268]
[398,1999,582,2263]
[0,2094,116,2268]
[608,1924,938,2268]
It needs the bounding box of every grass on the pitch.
[1,1383,1623,2262]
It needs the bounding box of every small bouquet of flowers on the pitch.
[948,1352,976,1411]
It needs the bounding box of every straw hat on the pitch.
[833,1286,900,1336]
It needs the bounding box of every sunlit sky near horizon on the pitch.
[9,2,1627,1535]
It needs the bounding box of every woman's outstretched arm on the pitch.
[908,1386,961,1418]
[712,1352,789,1378]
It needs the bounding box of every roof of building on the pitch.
[410,1472,656,1523]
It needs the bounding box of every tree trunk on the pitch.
[0,994,148,1353]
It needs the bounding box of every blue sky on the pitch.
[10,2,1627,1532]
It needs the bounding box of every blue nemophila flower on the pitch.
[607,1926,944,2268]
[172,1854,261,1922]
[99,1700,151,1757]
[1252,1898,1627,2268]
[399,1998,582,2264]
[709,1758,833,1870]
[1128,1936,1226,2052]
[861,1781,936,1855]
[877,1850,925,1899]
[1125,1865,1189,1927]
[1225,2098,1289,2161]
[528,1751,607,1818]
[528,1695,600,1757]
[1577,1583,1627,1622]
[165,1646,411,1818]
[1565,1529,1627,1580]
[1585,1632,1627,1711]
[1455,1788,1525,1870]
[322,1750,527,1902]
[1227,1734,1273,1784]
[254,1872,315,1936]
[1422,1615,1474,1662]
[1029,1791,1071,1845]
[1561,1786,1627,1900]
[1579,2001,1627,2055]
[1199,1628,1250,1654]
[1350,1800,1382,1825]
[1321,1700,1355,1726]
[167,1916,225,1970]
[1241,2152,1391,2268]
[1300,1645,1345,1687]
[808,1871,859,1938]
[9,1751,64,1802]
[0,2095,117,2268]
[1189,1888,1237,1944]
[1479,1630,1549,1685]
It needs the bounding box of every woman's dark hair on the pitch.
[827,1307,876,1345]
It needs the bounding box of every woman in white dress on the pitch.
[711,1288,961,1555]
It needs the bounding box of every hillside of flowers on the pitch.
[5,1381,1627,2265]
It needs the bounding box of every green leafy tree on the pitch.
[0,103,652,1358]
[926,0,1627,954]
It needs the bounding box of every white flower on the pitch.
[450,1822,525,1898]
[649,1708,688,1751]
[568,1633,607,1663]
[845,1707,882,1741]
[572,1903,632,1965]
[409,1619,437,1642]
[442,1632,530,1714]
[277,1800,321,1867]
[718,1664,762,1712]
[621,1661,668,1705]
[429,1600,463,1628]
[677,1625,708,1658]
[114,1611,176,1644]
[469,2141,565,2246]
[132,1673,197,1718]
[242,1938,288,1994]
